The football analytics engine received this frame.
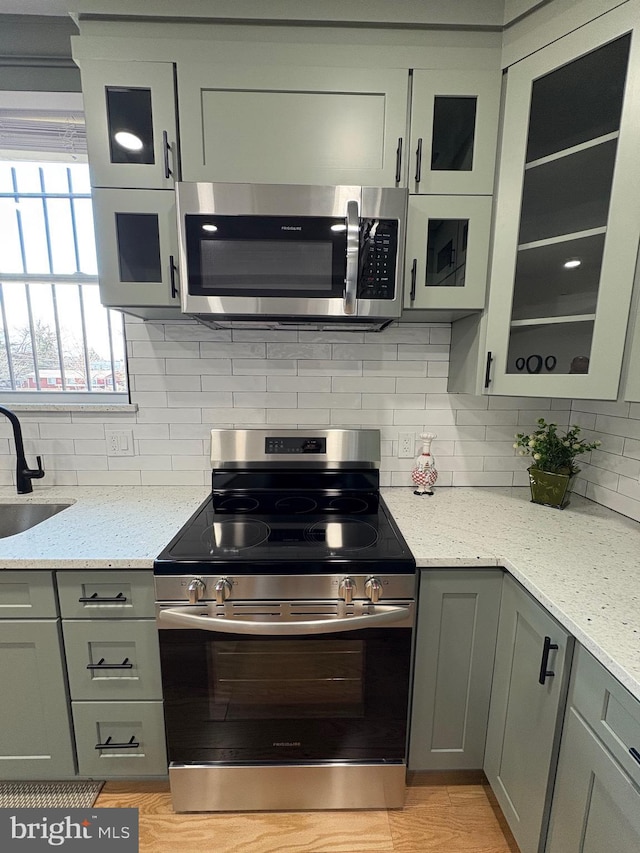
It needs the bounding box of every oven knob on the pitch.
[338,577,356,604]
[215,578,232,604]
[365,577,383,603]
[187,578,205,605]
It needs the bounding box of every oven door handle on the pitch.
[343,198,359,316]
[158,604,410,635]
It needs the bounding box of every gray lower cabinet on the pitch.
[545,647,640,853]
[0,572,75,780]
[58,570,167,779]
[72,701,167,778]
[409,568,502,770]
[484,574,573,853]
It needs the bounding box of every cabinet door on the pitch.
[0,571,57,619]
[409,69,501,195]
[484,6,640,399]
[484,575,573,853]
[72,700,167,778]
[57,571,156,619]
[177,64,409,187]
[63,619,163,701]
[623,288,640,402]
[409,569,502,770]
[545,707,640,853]
[0,620,75,779]
[80,60,178,190]
[404,195,492,310]
[91,189,180,311]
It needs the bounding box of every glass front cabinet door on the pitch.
[409,69,501,195]
[92,188,180,316]
[404,195,492,310]
[78,60,178,190]
[484,6,640,399]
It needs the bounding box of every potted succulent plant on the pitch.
[514,418,601,509]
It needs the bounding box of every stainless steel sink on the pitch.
[0,503,71,539]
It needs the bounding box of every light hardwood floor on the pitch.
[95,772,519,853]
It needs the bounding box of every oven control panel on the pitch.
[265,437,327,454]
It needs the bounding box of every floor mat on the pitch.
[0,780,104,809]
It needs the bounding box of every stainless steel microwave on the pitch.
[176,182,408,329]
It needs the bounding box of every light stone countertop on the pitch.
[1,483,639,704]
[381,486,640,703]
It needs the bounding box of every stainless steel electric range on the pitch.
[154,428,416,812]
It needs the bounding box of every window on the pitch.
[0,93,127,401]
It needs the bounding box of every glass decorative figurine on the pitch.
[411,433,438,496]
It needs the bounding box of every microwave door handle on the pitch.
[158,604,410,635]
[343,199,359,315]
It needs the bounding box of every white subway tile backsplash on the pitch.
[267,409,330,424]
[3,319,637,525]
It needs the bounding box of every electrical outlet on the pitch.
[106,428,135,457]
[398,432,415,459]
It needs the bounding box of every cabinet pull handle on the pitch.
[78,592,127,603]
[484,351,493,389]
[538,635,559,685]
[86,657,133,670]
[415,137,423,183]
[395,137,403,184]
[95,735,140,750]
[409,258,417,302]
[630,747,640,765]
[162,130,172,179]
[169,254,179,299]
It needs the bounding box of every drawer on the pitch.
[570,645,640,787]
[0,571,57,618]
[63,619,162,701]
[72,700,167,778]
[57,571,155,619]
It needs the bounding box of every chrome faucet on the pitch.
[0,405,45,494]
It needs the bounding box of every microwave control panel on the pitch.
[358,219,398,300]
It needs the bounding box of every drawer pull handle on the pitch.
[538,635,559,685]
[86,657,133,670]
[95,735,140,750]
[630,747,640,765]
[78,592,127,603]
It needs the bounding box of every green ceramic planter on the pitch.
[527,467,577,509]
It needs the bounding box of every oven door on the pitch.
[157,600,413,765]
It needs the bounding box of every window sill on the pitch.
[0,403,138,414]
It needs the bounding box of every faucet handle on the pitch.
[31,456,45,479]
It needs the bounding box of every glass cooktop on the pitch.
[154,472,415,575]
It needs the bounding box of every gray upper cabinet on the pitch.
[91,187,180,317]
[623,283,640,402]
[78,59,179,190]
[409,69,501,196]
[404,194,492,311]
[177,64,410,187]
[484,574,573,853]
[483,5,640,399]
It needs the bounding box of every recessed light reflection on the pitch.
[331,223,347,232]
[563,259,582,269]
[202,224,218,232]
[114,131,143,151]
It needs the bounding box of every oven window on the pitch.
[207,638,364,720]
